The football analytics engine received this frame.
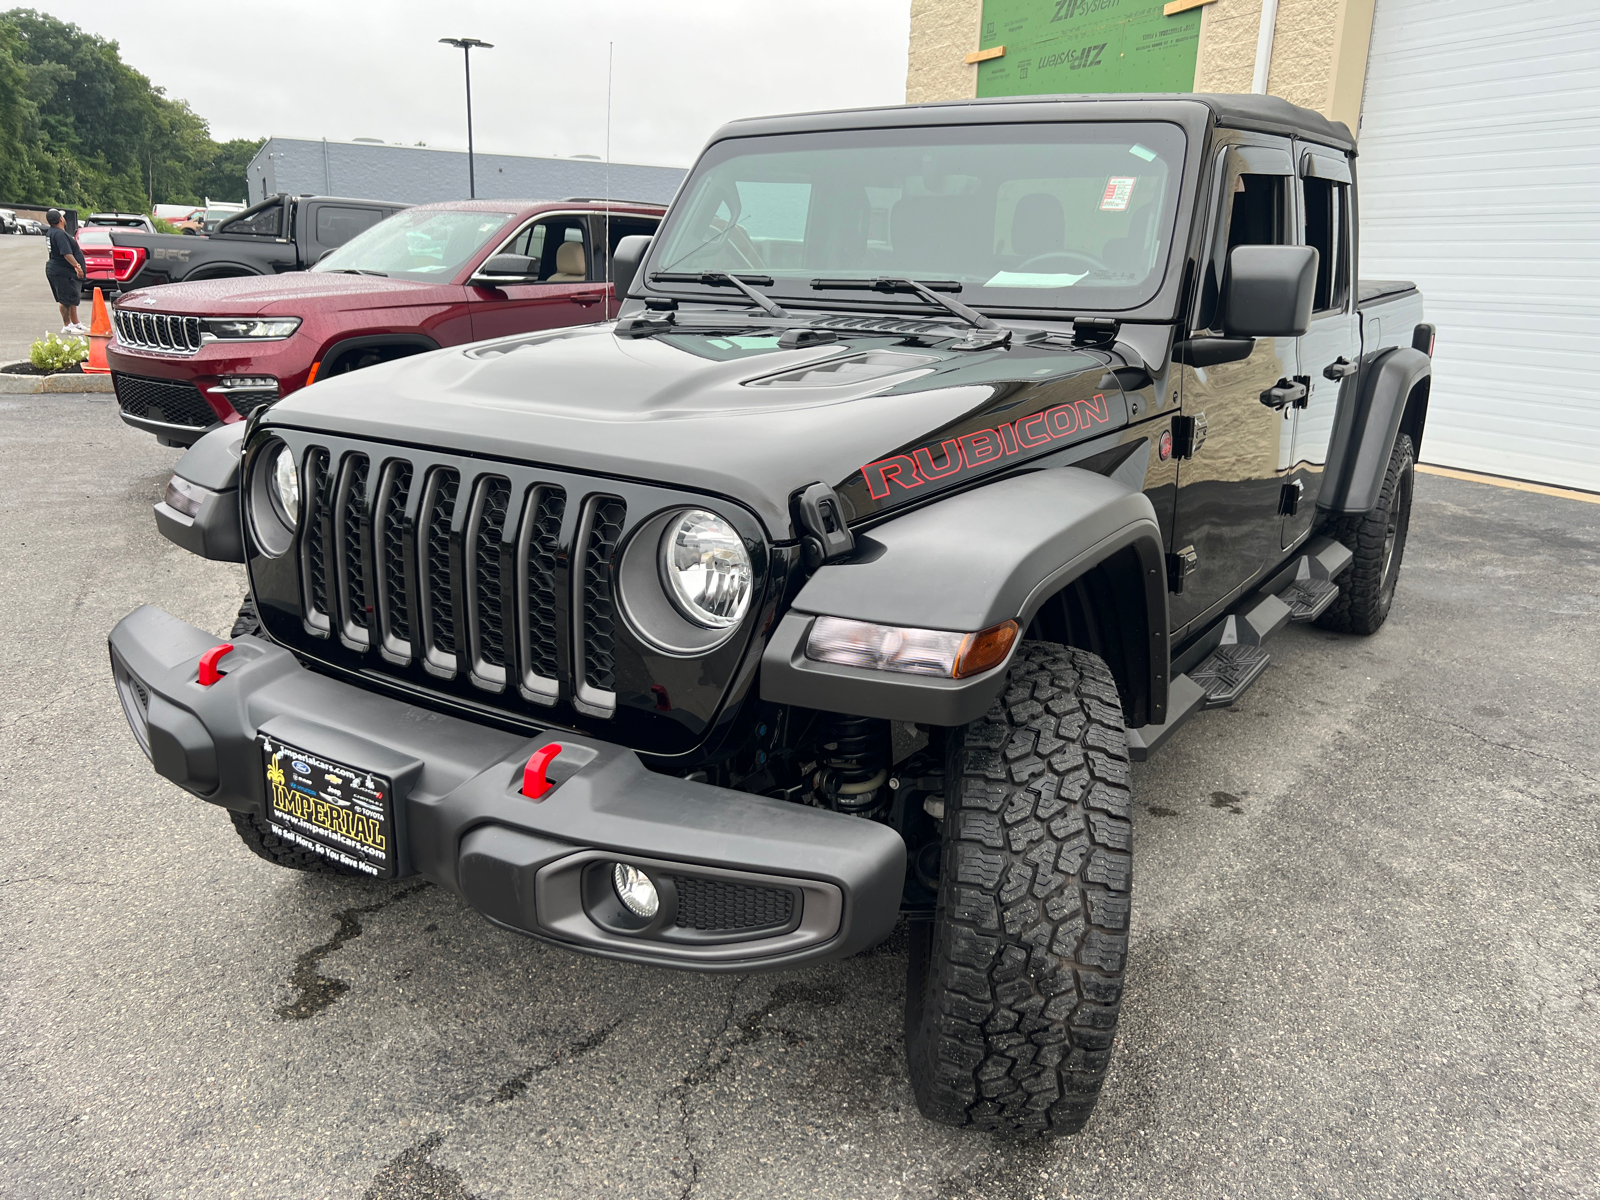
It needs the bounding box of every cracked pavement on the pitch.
[1,395,1597,1199]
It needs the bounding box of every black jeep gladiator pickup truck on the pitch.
[110,93,1432,1138]
[97,193,407,296]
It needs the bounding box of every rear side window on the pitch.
[316,206,386,249]
[219,201,284,238]
[1303,178,1351,313]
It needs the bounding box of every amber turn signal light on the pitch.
[952,619,1019,678]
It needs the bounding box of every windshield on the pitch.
[312,209,514,281]
[651,122,1185,313]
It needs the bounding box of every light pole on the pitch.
[439,37,494,198]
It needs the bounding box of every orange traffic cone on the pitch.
[84,287,112,374]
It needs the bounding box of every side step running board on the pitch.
[1281,557,1340,622]
[1127,535,1353,761]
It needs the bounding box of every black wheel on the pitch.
[231,595,263,639]
[229,810,368,876]
[1316,433,1415,635]
[906,642,1133,1137]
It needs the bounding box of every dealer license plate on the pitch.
[260,734,395,878]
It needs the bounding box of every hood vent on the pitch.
[744,350,937,389]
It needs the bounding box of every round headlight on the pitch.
[659,510,752,629]
[269,443,300,528]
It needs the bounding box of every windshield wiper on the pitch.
[650,271,790,319]
[331,268,388,276]
[810,277,997,330]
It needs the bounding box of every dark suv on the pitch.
[106,199,664,445]
[111,94,1433,1138]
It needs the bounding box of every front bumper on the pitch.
[107,337,308,443]
[107,605,905,971]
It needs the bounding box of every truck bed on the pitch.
[1358,278,1426,356]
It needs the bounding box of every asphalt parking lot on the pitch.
[0,233,74,362]
[1,389,1596,1200]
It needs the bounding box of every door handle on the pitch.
[571,292,605,307]
[1322,356,1357,381]
[1259,378,1308,410]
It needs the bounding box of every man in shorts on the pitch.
[44,210,87,334]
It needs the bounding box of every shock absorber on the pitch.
[814,715,890,817]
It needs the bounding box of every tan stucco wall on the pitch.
[907,0,1374,130]
[1268,0,1342,113]
[905,0,982,103]
[1188,0,1375,130]
[1192,0,1267,94]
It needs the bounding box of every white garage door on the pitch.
[1356,0,1600,491]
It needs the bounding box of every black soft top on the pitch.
[717,92,1354,155]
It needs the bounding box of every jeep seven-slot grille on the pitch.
[581,499,627,692]
[286,445,670,720]
[424,470,459,659]
[524,489,566,683]
[338,456,370,638]
[471,477,511,672]
[303,450,331,622]
[380,464,412,644]
[113,310,204,354]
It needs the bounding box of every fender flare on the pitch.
[1320,346,1431,515]
[760,468,1169,728]
[152,423,246,562]
[318,332,441,376]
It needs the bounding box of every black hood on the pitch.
[263,322,1130,537]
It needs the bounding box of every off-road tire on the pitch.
[225,595,365,876]
[230,595,263,639]
[905,641,1132,1137]
[1316,433,1414,635]
[229,810,367,876]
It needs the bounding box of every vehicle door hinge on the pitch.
[1166,545,1198,594]
[1171,411,1207,460]
[792,481,855,571]
[1072,317,1120,347]
[1278,479,1305,516]
[1292,374,1312,408]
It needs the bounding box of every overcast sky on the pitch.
[42,1,913,167]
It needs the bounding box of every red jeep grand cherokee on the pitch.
[107,199,664,445]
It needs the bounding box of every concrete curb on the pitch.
[0,361,114,394]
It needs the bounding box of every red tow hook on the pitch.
[197,643,235,687]
[521,743,563,799]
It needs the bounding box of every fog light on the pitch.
[612,863,659,918]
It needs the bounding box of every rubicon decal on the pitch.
[862,393,1112,500]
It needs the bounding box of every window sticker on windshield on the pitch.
[985,271,1089,289]
[1100,177,1137,211]
[1129,144,1158,163]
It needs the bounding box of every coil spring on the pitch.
[815,715,889,817]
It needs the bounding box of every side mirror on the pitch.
[472,253,540,283]
[611,235,653,299]
[1223,245,1318,338]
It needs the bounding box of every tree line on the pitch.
[0,8,260,213]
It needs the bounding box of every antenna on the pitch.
[604,41,613,302]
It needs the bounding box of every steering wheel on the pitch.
[1015,250,1106,275]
